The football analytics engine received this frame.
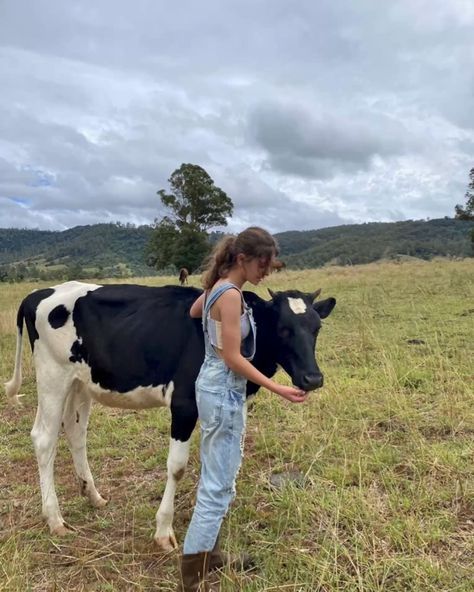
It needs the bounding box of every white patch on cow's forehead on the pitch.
[288,297,306,314]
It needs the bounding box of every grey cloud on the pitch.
[0,196,160,231]
[211,166,345,233]
[249,102,420,179]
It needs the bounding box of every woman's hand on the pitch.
[272,384,308,403]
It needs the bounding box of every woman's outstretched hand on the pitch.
[273,384,308,403]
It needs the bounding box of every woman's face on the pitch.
[242,255,273,285]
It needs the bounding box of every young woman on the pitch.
[178,227,307,591]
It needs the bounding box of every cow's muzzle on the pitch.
[301,372,324,391]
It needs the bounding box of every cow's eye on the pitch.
[279,327,291,339]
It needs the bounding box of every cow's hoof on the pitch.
[50,522,75,537]
[91,495,108,508]
[154,533,178,553]
[9,393,25,407]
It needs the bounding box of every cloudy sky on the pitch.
[1,0,473,233]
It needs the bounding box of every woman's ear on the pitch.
[236,253,246,267]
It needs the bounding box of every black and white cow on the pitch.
[5,281,336,551]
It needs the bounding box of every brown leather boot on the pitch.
[177,552,211,592]
[209,534,255,572]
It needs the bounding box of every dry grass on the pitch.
[1,260,473,591]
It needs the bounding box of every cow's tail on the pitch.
[4,301,25,406]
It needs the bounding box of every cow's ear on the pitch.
[310,288,322,301]
[243,290,264,308]
[268,288,276,299]
[313,297,336,319]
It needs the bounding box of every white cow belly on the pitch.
[87,380,175,410]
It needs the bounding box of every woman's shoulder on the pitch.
[206,281,241,310]
[216,284,241,300]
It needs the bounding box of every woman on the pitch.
[178,227,307,591]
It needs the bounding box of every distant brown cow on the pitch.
[178,268,189,285]
[272,260,286,272]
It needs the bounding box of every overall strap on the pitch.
[202,282,242,334]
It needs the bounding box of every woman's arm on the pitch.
[218,290,308,403]
[190,292,205,318]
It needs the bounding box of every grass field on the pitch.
[0,259,473,591]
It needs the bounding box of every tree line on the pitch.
[0,163,473,282]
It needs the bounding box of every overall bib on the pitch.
[183,282,257,553]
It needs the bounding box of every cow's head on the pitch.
[245,289,336,393]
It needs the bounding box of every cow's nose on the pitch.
[302,373,323,390]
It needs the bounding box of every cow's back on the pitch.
[23,282,204,399]
[71,284,203,392]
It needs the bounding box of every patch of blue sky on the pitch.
[10,197,31,207]
[31,171,55,187]
[21,165,55,187]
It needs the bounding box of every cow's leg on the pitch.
[30,366,71,536]
[62,384,107,509]
[154,400,197,552]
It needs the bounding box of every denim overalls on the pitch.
[183,282,257,554]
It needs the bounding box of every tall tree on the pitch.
[144,217,179,270]
[455,167,474,220]
[157,164,233,232]
[147,164,233,272]
[172,226,211,272]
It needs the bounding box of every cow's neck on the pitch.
[247,302,278,396]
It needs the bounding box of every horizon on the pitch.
[0,215,465,237]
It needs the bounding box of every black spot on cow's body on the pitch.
[70,285,205,394]
[20,288,55,349]
[48,305,70,329]
[69,340,87,363]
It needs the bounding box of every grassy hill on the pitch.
[0,223,154,280]
[0,218,472,281]
[277,218,473,267]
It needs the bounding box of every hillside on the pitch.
[277,218,473,267]
[0,223,154,280]
[0,218,472,281]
